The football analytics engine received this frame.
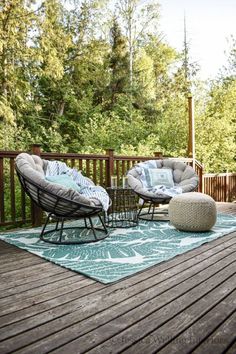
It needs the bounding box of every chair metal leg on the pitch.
[55,219,60,230]
[84,217,88,229]
[98,213,109,235]
[40,214,109,245]
[87,216,98,240]
[40,213,52,241]
[137,200,145,218]
[59,219,65,243]
[151,204,155,220]
[138,200,170,221]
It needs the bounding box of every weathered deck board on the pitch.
[191,311,236,354]
[37,265,236,354]
[1,235,235,339]
[2,244,235,353]
[225,340,236,354]
[0,202,235,354]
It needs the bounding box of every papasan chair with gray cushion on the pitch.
[127,159,199,220]
[15,153,110,244]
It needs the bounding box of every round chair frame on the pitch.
[127,160,199,221]
[16,166,109,244]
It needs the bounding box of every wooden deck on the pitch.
[0,203,236,354]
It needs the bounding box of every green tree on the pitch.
[133,35,176,114]
[105,17,129,108]
[195,79,236,172]
[0,0,38,122]
[117,0,160,86]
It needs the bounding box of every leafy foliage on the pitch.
[0,0,235,173]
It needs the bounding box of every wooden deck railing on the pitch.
[0,144,235,228]
[203,172,236,203]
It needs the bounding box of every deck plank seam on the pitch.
[2,255,235,353]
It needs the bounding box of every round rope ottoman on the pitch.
[169,192,217,232]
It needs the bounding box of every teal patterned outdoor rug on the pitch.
[1,213,236,284]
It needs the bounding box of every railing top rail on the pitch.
[0,151,20,158]
[0,150,109,160]
[204,172,236,177]
[194,159,203,166]
[114,155,156,161]
[114,155,195,162]
[0,150,196,162]
[40,152,109,160]
[162,157,194,162]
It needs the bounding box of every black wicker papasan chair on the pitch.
[127,159,199,221]
[15,153,110,244]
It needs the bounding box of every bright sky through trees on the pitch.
[160,0,236,79]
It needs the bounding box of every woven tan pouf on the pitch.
[169,192,217,232]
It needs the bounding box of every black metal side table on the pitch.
[105,187,138,228]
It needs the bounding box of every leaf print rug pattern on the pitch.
[1,213,236,284]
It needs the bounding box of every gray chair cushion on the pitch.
[127,159,199,199]
[15,153,95,207]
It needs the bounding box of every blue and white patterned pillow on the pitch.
[144,168,174,188]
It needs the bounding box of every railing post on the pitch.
[31,144,43,227]
[194,161,204,193]
[154,152,163,159]
[201,172,204,194]
[105,149,114,187]
[31,144,42,156]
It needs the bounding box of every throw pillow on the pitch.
[70,169,94,187]
[144,168,174,188]
[46,174,81,192]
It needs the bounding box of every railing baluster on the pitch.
[116,160,120,186]
[127,160,131,172]
[10,158,16,221]
[79,159,83,171]
[0,157,5,223]
[121,161,125,176]
[99,160,103,186]
[93,160,97,185]
[86,159,90,178]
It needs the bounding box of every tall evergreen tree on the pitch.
[107,17,129,107]
[0,0,38,123]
